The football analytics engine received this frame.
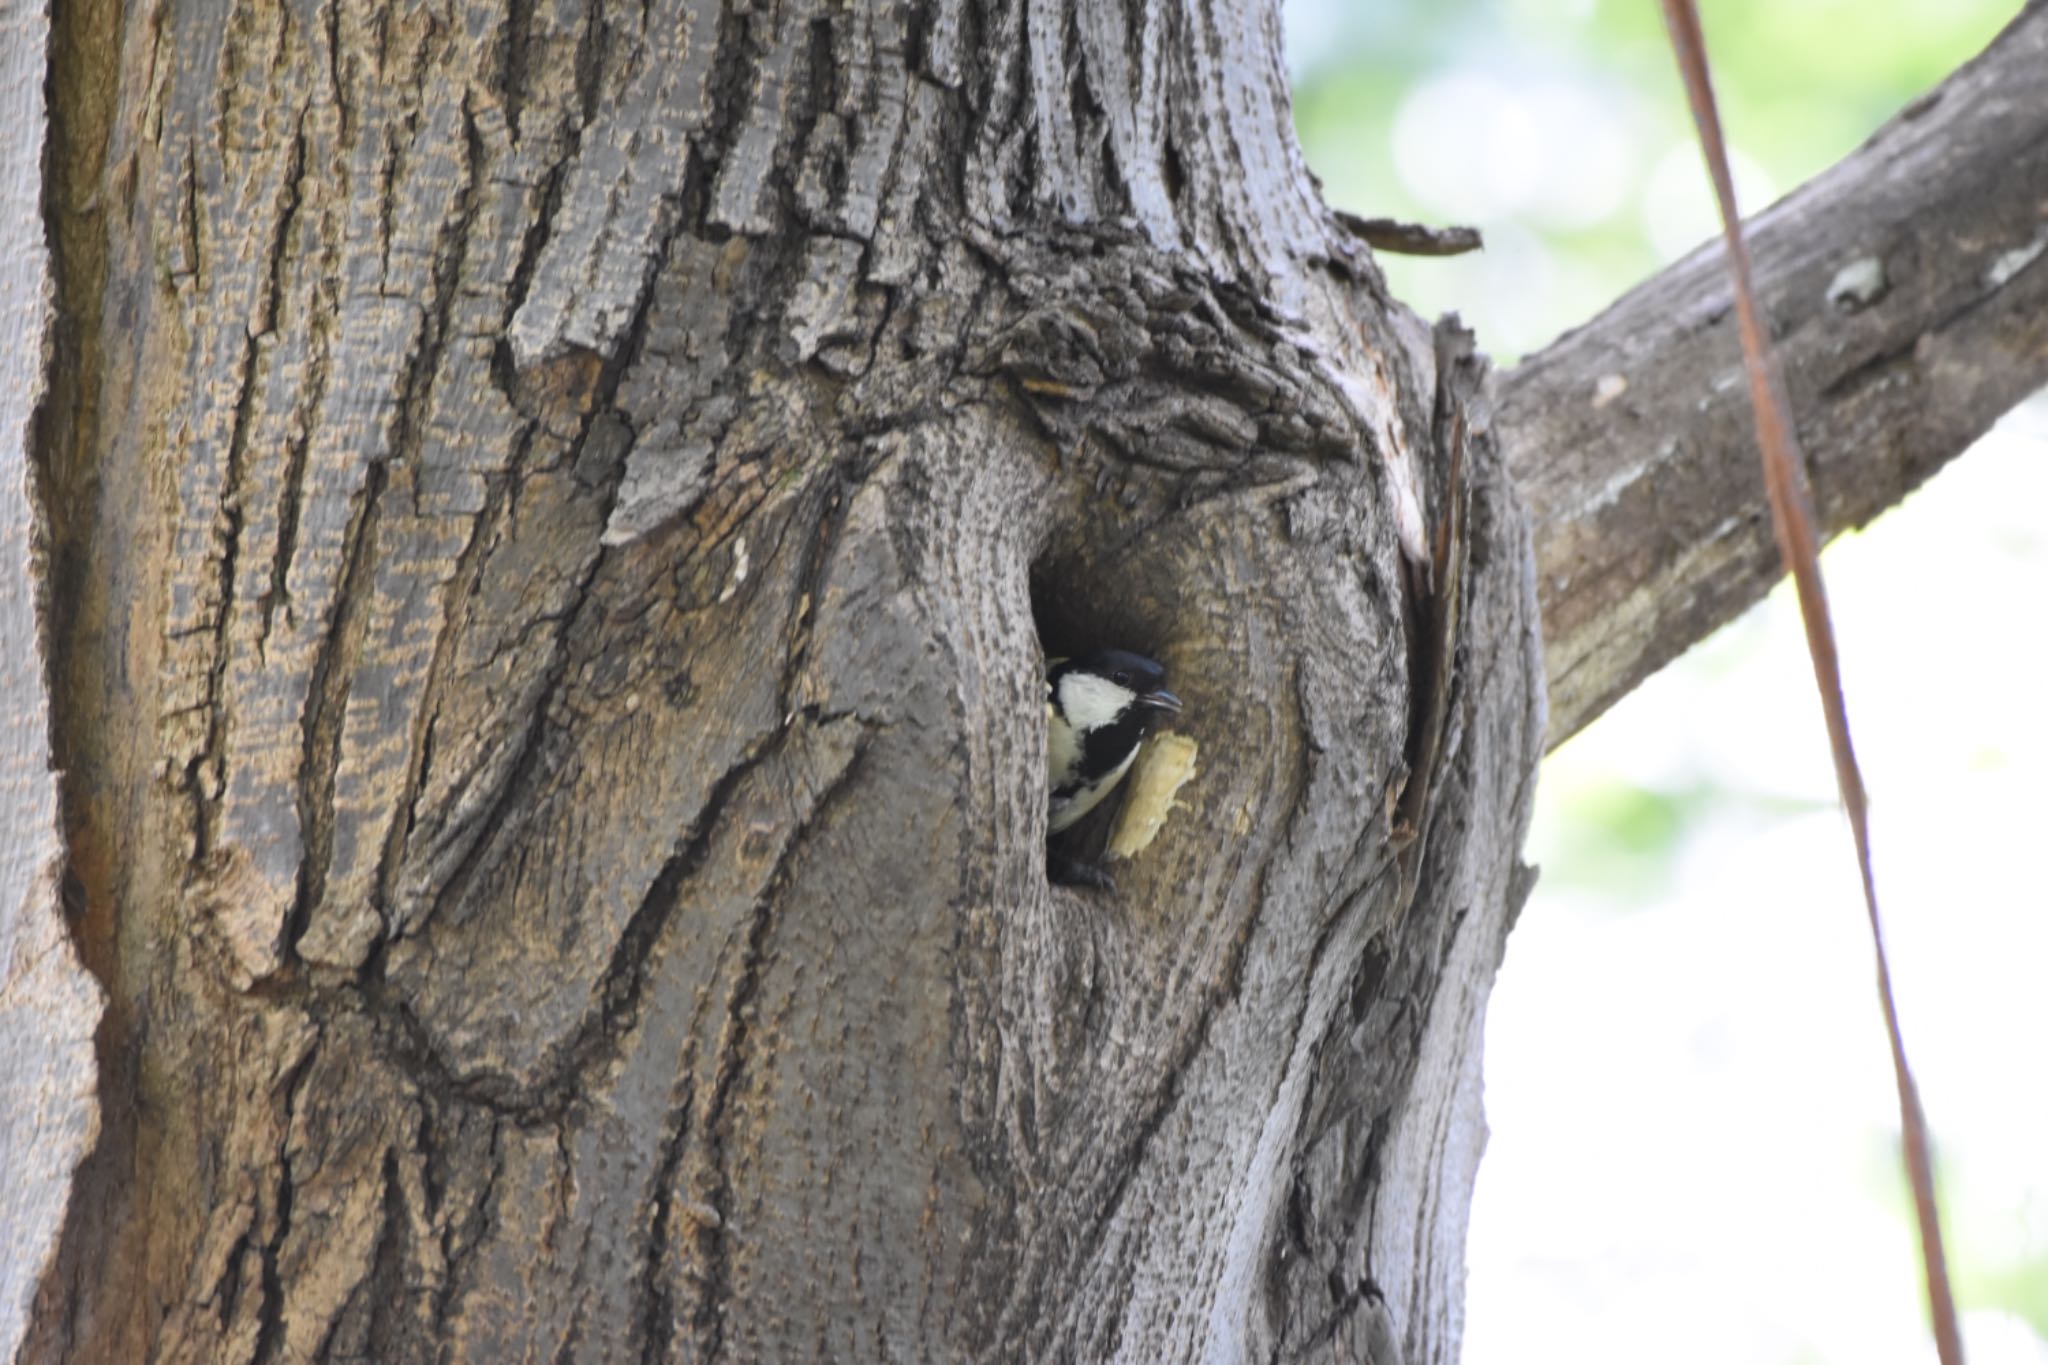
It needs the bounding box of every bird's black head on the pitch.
[1051,650,1183,719]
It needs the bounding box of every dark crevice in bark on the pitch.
[362,1148,409,1359]
[408,1109,462,1340]
[216,1227,258,1333]
[400,100,637,930]
[970,0,1030,219]
[635,1061,698,1365]
[1291,1275,1386,1364]
[500,0,534,140]
[500,149,575,367]
[289,447,390,965]
[250,1040,321,1365]
[190,112,311,868]
[253,309,328,646]
[702,0,802,238]
[775,469,857,717]
[797,14,842,207]
[373,126,406,309]
[599,167,718,422]
[446,1115,507,1319]
[257,105,341,647]
[187,392,249,852]
[370,426,545,951]
[322,0,351,141]
[685,733,873,1361]
[572,0,606,130]
[1057,1,1099,216]
[374,413,531,921]
[587,744,782,1080]
[251,1175,295,1365]
[695,1,768,225]
[391,695,834,1118]
[360,974,545,1126]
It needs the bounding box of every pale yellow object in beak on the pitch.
[1108,732,1198,860]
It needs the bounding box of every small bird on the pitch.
[1045,650,1182,886]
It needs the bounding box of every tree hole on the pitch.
[1028,538,1195,868]
[1027,546,1178,670]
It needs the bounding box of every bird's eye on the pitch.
[1113,671,1131,687]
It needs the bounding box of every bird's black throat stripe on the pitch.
[1076,707,1149,790]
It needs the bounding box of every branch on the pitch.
[1500,4,2048,748]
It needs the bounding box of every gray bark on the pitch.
[21,0,1540,1362]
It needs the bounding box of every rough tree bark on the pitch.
[7,0,2044,1363]
[22,0,1543,1360]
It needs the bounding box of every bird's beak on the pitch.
[1139,688,1183,715]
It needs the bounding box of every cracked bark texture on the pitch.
[26,0,1542,1362]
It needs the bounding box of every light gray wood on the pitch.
[0,0,104,1356]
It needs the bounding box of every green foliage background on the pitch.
[1291,0,2019,356]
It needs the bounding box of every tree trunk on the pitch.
[22,0,1543,1361]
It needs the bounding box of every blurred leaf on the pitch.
[1288,0,2019,355]
[1534,779,1717,900]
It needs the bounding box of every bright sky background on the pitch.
[1285,2,2047,1361]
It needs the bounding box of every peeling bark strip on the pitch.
[1503,5,2048,747]
[0,0,106,1355]
[26,0,1546,1360]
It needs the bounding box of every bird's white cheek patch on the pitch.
[1057,672,1135,732]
